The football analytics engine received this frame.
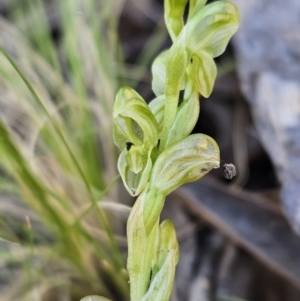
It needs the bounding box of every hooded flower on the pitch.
[113,87,159,196]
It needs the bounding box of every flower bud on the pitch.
[164,0,189,41]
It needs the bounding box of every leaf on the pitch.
[127,190,161,301]
[127,202,179,301]
[152,220,179,277]
[165,84,200,147]
[141,220,179,301]
[80,296,112,301]
[190,52,217,97]
[149,84,200,147]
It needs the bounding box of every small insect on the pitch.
[223,163,237,180]
[125,142,134,151]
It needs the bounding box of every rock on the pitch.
[231,0,300,233]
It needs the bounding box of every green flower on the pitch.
[164,0,239,99]
[159,0,239,150]
[150,134,220,196]
[141,134,220,233]
[113,87,159,196]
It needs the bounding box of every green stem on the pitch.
[160,42,187,151]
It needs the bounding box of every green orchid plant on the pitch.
[83,0,239,300]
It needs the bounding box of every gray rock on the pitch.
[232,0,300,233]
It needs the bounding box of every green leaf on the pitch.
[149,84,200,147]
[141,220,179,301]
[141,186,166,236]
[150,133,220,196]
[80,296,112,301]
[190,52,217,97]
[127,189,161,301]
[153,220,179,274]
[127,199,179,301]
[165,84,200,146]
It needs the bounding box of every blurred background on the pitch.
[0,0,300,300]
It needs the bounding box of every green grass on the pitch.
[0,0,140,299]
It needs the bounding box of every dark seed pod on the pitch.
[223,163,236,180]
